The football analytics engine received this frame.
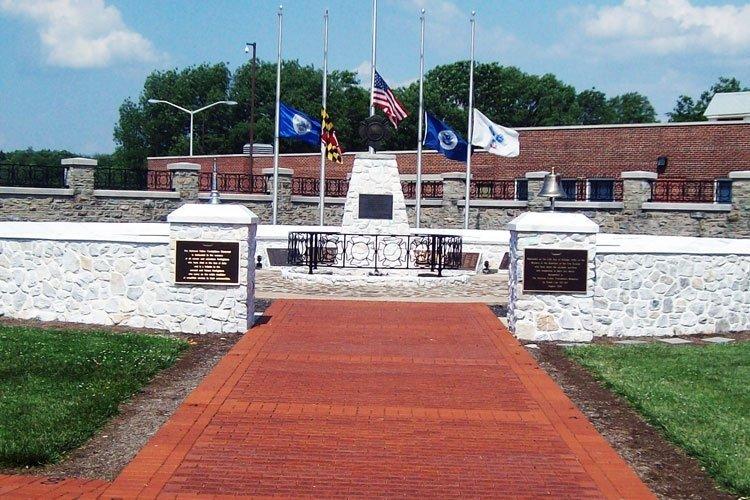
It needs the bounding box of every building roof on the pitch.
[704,92,750,120]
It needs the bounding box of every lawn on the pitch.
[0,324,187,466]
[566,342,750,496]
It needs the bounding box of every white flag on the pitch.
[471,108,520,157]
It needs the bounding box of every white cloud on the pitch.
[582,0,750,55]
[0,0,160,68]
[355,59,371,85]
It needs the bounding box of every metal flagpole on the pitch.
[319,9,329,226]
[415,8,426,229]
[368,0,377,153]
[272,5,283,225]
[463,11,476,230]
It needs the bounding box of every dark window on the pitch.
[559,179,577,201]
[716,180,732,203]
[589,179,615,202]
[516,179,528,201]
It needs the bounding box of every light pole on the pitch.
[147,99,237,156]
[244,42,257,177]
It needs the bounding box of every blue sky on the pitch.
[1,0,749,154]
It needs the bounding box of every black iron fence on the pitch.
[650,179,722,203]
[401,180,443,199]
[292,177,349,197]
[470,179,518,200]
[0,163,67,188]
[94,168,173,191]
[287,231,462,276]
[199,173,268,194]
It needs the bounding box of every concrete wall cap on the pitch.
[355,152,396,160]
[167,162,201,172]
[525,171,550,180]
[621,170,658,180]
[507,211,600,233]
[167,203,259,225]
[441,171,469,180]
[260,167,294,176]
[728,171,750,180]
[61,157,97,167]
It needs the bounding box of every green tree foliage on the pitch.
[668,76,749,122]
[0,148,113,167]
[112,60,660,166]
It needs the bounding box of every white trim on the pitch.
[197,193,271,202]
[94,190,180,199]
[405,198,443,207]
[550,201,624,209]
[642,202,732,212]
[399,173,442,181]
[0,187,75,196]
[470,199,528,208]
[291,195,346,204]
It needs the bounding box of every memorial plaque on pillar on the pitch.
[175,240,240,285]
[358,194,393,220]
[523,248,587,293]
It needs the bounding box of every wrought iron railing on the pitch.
[650,179,717,203]
[287,231,462,276]
[559,178,588,201]
[0,163,67,188]
[291,177,349,197]
[199,173,268,194]
[587,179,623,202]
[94,168,173,191]
[470,179,517,200]
[401,180,443,199]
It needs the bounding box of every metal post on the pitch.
[463,11,476,230]
[246,42,257,180]
[209,157,221,204]
[319,9,329,226]
[368,0,377,154]
[415,9,426,229]
[189,112,194,156]
[272,5,283,225]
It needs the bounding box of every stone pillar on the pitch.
[262,167,293,223]
[168,162,201,201]
[525,171,549,211]
[728,171,750,235]
[167,204,258,334]
[62,157,97,197]
[440,171,468,227]
[621,171,657,213]
[507,212,599,342]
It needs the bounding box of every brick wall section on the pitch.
[148,122,750,180]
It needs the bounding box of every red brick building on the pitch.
[148,121,750,181]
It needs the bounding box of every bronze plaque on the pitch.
[523,248,588,293]
[358,194,393,220]
[175,240,240,285]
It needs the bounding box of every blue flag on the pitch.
[279,102,321,146]
[423,112,468,162]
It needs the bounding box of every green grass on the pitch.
[566,342,750,496]
[0,325,188,467]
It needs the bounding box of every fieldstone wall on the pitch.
[0,205,258,334]
[593,253,750,336]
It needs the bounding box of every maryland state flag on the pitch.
[321,108,344,164]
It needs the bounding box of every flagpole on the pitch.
[272,5,283,225]
[415,8,425,229]
[368,0,377,153]
[319,9,329,226]
[463,10,476,230]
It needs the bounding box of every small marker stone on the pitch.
[657,337,693,345]
[702,337,734,344]
[525,343,539,349]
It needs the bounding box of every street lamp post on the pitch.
[245,42,257,178]
[147,99,237,156]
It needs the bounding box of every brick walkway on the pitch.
[96,300,652,498]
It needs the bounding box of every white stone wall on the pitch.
[508,231,596,342]
[593,253,750,336]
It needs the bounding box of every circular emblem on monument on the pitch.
[438,130,458,150]
[292,114,312,135]
[358,115,391,151]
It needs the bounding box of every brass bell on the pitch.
[538,168,563,211]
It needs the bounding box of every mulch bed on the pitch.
[0,298,274,480]
[531,343,737,500]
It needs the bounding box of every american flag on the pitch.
[373,70,408,127]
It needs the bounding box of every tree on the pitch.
[668,76,748,122]
[576,89,613,125]
[607,92,657,124]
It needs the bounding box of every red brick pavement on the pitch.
[3,300,654,498]
[100,300,653,498]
